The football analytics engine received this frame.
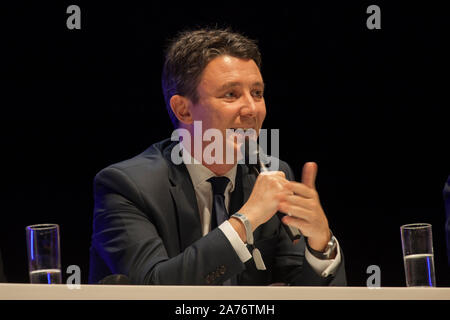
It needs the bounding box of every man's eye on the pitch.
[253,90,264,98]
[224,92,236,98]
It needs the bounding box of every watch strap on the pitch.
[232,213,253,245]
[306,230,337,260]
[232,213,266,270]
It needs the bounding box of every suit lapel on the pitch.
[164,143,202,252]
[229,165,242,215]
[241,165,256,207]
[229,164,255,215]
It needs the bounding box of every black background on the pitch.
[2,1,449,287]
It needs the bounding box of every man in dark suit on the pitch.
[89,28,346,285]
[444,175,450,266]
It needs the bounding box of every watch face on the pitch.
[326,237,338,257]
[330,238,336,247]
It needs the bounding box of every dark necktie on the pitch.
[208,176,230,230]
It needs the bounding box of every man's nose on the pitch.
[240,92,257,117]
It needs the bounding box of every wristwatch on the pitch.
[306,230,337,260]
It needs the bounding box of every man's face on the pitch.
[188,55,267,163]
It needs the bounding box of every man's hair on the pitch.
[162,28,262,127]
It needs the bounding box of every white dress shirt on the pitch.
[182,148,341,278]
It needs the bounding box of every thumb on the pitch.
[302,162,318,189]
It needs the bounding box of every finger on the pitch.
[263,174,289,190]
[260,171,285,179]
[285,182,316,198]
[280,194,315,210]
[278,202,313,220]
[281,215,309,230]
[301,162,318,190]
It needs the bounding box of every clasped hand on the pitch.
[239,162,331,252]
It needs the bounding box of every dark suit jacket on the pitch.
[89,139,347,285]
[444,175,450,266]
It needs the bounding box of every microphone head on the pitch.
[98,274,130,285]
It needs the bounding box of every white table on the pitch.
[1,283,449,300]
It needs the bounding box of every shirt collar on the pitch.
[181,143,237,192]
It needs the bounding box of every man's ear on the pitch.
[170,95,193,125]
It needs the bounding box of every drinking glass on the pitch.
[400,223,436,287]
[26,224,62,284]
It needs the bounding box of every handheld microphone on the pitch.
[98,274,130,285]
[242,138,302,243]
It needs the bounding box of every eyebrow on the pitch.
[217,81,265,92]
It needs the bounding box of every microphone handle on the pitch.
[253,161,302,243]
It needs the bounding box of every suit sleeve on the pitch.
[92,166,245,285]
[271,161,347,286]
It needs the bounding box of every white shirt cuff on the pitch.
[219,221,252,263]
[304,238,342,278]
